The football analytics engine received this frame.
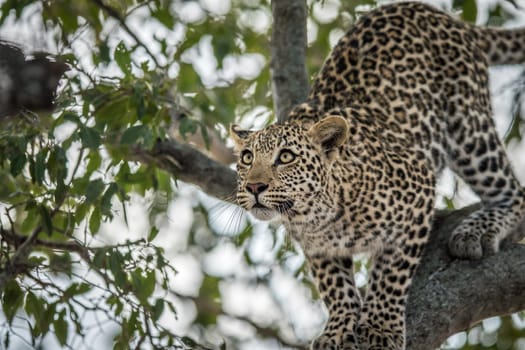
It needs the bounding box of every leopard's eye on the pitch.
[241,150,253,165]
[277,150,296,165]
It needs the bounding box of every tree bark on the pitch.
[270,0,309,123]
[406,207,525,349]
[132,139,237,203]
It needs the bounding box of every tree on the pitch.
[0,0,524,349]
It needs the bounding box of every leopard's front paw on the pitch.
[311,334,339,350]
[311,333,359,350]
[449,220,499,259]
[357,322,403,350]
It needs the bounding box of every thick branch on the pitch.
[407,206,525,349]
[270,0,309,123]
[132,139,237,203]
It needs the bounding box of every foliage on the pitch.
[0,0,524,349]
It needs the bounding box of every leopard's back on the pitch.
[291,1,525,172]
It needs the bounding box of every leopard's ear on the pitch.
[230,124,253,148]
[307,116,349,156]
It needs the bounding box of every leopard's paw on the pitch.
[311,334,339,350]
[311,333,359,350]
[449,220,500,259]
[357,322,403,350]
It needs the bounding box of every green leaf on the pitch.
[74,202,90,224]
[132,86,146,120]
[79,126,101,150]
[139,269,156,301]
[131,268,156,303]
[48,146,68,183]
[213,35,236,64]
[120,125,152,146]
[115,41,132,75]
[48,146,68,204]
[151,8,175,28]
[61,111,82,124]
[25,292,46,336]
[56,3,79,33]
[39,205,53,236]
[30,151,47,185]
[152,298,165,322]
[101,182,119,216]
[131,269,145,301]
[89,207,102,234]
[64,283,91,299]
[148,226,159,242]
[21,203,40,234]
[0,170,18,201]
[459,0,477,23]
[98,41,111,64]
[96,96,131,128]
[236,224,253,246]
[86,151,102,174]
[92,248,108,269]
[177,62,203,91]
[2,280,24,324]
[196,276,221,326]
[10,153,26,176]
[154,168,172,193]
[109,251,128,289]
[444,196,455,209]
[85,179,105,203]
[53,310,68,346]
[178,116,198,138]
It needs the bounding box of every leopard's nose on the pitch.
[245,182,269,195]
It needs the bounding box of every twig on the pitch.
[90,0,161,67]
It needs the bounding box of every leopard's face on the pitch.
[230,117,348,221]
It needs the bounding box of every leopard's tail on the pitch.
[476,27,525,66]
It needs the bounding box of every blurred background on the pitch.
[0,0,525,349]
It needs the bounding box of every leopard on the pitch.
[230,2,525,349]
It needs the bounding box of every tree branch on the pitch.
[406,207,525,349]
[270,0,309,123]
[131,139,237,203]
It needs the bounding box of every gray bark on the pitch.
[132,140,237,203]
[270,0,309,123]
[407,207,525,349]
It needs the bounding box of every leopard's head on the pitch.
[230,116,348,221]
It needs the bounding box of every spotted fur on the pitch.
[230,2,525,349]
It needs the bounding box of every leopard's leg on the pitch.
[358,249,407,350]
[357,238,427,350]
[309,256,361,350]
[446,100,525,259]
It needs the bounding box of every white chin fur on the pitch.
[250,207,278,221]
